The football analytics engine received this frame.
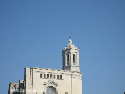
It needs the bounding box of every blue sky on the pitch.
[0,0,125,94]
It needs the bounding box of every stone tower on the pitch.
[62,38,80,72]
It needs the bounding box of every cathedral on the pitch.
[8,39,82,94]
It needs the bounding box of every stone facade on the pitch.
[8,39,82,94]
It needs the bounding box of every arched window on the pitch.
[46,86,57,94]
[60,75,62,80]
[47,74,49,78]
[73,54,75,64]
[67,54,70,65]
[40,74,42,78]
[57,75,59,79]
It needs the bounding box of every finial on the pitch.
[68,36,72,44]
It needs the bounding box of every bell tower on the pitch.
[62,38,80,72]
